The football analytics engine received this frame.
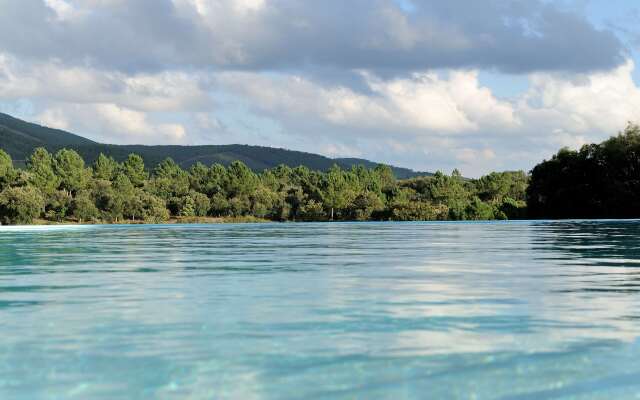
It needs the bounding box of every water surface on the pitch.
[1,221,640,399]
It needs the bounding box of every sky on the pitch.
[1,0,640,177]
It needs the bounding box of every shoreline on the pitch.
[5,218,640,227]
[21,216,272,226]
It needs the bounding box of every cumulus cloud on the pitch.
[0,0,638,177]
[0,0,625,75]
[218,69,518,135]
[0,53,212,112]
[519,60,640,141]
[37,103,187,144]
[215,59,640,176]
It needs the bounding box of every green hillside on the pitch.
[0,113,430,178]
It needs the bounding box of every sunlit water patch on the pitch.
[2,221,640,399]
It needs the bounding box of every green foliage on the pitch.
[528,123,640,219]
[497,197,527,220]
[226,161,258,198]
[476,171,528,203]
[27,147,60,195]
[348,191,385,221]
[54,149,90,194]
[322,164,353,220]
[90,179,119,221]
[388,188,449,221]
[150,158,190,208]
[0,150,15,189]
[299,199,326,221]
[45,190,72,221]
[209,192,230,217]
[0,145,532,224]
[0,186,45,225]
[72,191,99,223]
[178,191,210,217]
[180,195,196,217]
[93,153,119,181]
[140,193,169,223]
[465,197,496,220]
[122,154,148,187]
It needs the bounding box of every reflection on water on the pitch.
[1,221,640,399]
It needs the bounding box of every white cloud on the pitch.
[0,53,212,113]
[38,108,70,131]
[219,69,518,137]
[519,60,640,143]
[36,104,187,144]
[6,52,640,177]
[215,58,640,176]
[232,0,265,14]
[43,0,77,21]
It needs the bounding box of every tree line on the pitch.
[528,123,640,219]
[0,147,528,225]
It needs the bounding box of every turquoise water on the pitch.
[1,221,640,399]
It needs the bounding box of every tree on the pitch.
[150,158,190,207]
[203,164,227,197]
[54,149,89,195]
[0,144,540,223]
[188,162,210,194]
[223,161,258,216]
[72,191,99,223]
[45,190,72,221]
[113,174,143,221]
[321,165,351,220]
[348,191,384,221]
[408,171,471,220]
[91,179,119,221]
[122,154,147,187]
[497,197,527,220]
[465,196,495,220]
[250,186,281,219]
[140,193,169,223]
[299,199,325,221]
[180,195,196,217]
[209,192,230,217]
[476,171,528,203]
[92,153,120,181]
[0,186,45,225]
[26,148,60,195]
[191,192,210,217]
[373,164,396,195]
[0,150,15,189]
[178,191,210,217]
[225,161,258,198]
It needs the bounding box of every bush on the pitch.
[45,190,72,221]
[0,186,45,225]
[299,199,326,221]
[390,201,448,221]
[72,191,100,223]
[142,193,170,223]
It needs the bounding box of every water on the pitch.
[1,221,640,399]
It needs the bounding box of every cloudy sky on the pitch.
[1,0,639,176]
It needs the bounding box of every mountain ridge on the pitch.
[0,112,432,178]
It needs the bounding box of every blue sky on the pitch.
[1,0,640,176]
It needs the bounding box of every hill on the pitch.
[0,113,431,178]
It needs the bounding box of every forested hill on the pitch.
[0,113,430,179]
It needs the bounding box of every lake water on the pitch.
[1,221,640,399]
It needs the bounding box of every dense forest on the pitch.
[5,123,640,225]
[0,147,527,225]
[528,123,640,219]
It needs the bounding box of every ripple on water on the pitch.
[1,221,640,399]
